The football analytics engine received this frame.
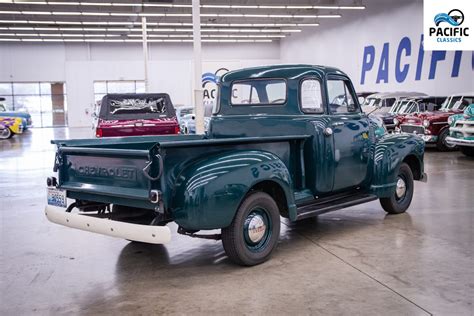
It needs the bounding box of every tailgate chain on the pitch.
[53,151,63,172]
[142,153,164,181]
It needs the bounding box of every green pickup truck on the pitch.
[45,65,427,266]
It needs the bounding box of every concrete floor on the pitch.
[1,127,473,315]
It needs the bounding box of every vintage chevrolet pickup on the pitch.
[45,65,426,266]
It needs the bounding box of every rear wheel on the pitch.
[380,163,414,214]
[222,192,280,266]
[0,127,13,139]
[437,128,456,151]
[460,146,474,157]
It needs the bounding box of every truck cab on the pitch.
[211,66,376,194]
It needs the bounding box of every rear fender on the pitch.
[371,133,425,197]
[170,150,295,230]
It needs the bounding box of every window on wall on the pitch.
[0,82,67,127]
[94,80,145,102]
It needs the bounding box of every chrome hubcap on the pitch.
[247,214,267,243]
[395,177,407,199]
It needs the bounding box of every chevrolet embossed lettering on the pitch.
[76,165,137,181]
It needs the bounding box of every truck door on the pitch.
[326,76,370,191]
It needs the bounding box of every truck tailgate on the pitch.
[55,146,161,206]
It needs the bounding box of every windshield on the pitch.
[390,100,406,113]
[399,101,418,114]
[441,96,462,111]
[363,97,381,107]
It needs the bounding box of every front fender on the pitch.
[170,150,295,230]
[370,133,425,197]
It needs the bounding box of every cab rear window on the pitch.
[231,79,286,105]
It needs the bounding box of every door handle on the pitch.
[323,127,333,136]
[332,122,344,127]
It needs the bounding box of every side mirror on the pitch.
[192,115,195,120]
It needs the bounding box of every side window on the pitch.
[327,79,358,114]
[300,79,324,113]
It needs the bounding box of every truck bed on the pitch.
[52,134,310,210]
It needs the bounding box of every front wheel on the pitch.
[380,163,414,214]
[460,146,474,157]
[437,128,456,151]
[222,192,280,266]
[0,127,13,139]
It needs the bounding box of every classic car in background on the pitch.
[0,117,24,139]
[177,103,213,134]
[176,106,194,125]
[383,96,447,131]
[180,114,211,134]
[397,93,474,151]
[447,104,474,157]
[0,98,33,129]
[361,91,427,114]
[93,93,180,137]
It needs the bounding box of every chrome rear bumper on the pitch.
[45,205,171,244]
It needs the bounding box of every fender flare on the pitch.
[169,150,295,230]
[370,133,425,197]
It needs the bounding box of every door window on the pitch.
[327,79,358,114]
[300,79,324,113]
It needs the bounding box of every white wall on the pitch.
[280,0,473,96]
[0,42,280,127]
[2,0,473,128]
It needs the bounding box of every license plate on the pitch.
[47,187,67,208]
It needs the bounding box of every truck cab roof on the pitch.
[220,64,347,83]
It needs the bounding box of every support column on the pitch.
[192,0,204,134]
[141,16,149,93]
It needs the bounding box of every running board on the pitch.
[295,194,378,220]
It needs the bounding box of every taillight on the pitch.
[96,127,103,138]
[174,125,180,134]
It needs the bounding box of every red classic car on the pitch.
[94,93,180,138]
[397,93,474,150]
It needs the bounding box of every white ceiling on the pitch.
[0,0,367,43]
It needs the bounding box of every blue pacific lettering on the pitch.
[360,35,473,85]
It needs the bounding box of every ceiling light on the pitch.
[3,2,366,10]
[0,20,319,28]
